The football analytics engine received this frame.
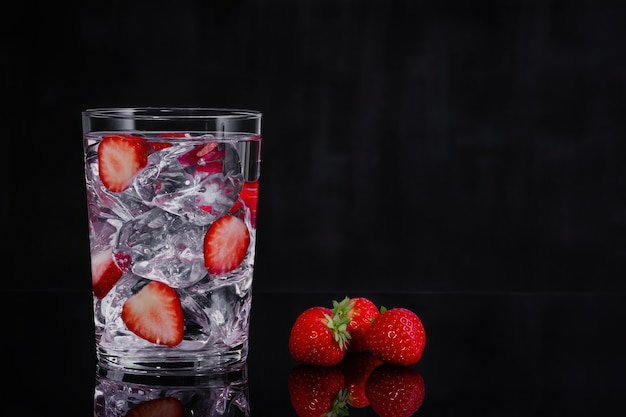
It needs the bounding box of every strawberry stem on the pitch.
[324,297,354,351]
[327,389,350,417]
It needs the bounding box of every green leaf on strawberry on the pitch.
[337,296,380,353]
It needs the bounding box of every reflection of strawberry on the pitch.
[365,307,426,366]
[125,396,183,417]
[289,306,351,367]
[91,247,123,299]
[121,281,184,346]
[364,365,425,417]
[203,215,251,274]
[288,364,348,417]
[343,297,380,352]
[339,351,383,408]
[98,134,148,192]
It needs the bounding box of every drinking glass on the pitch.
[82,108,262,377]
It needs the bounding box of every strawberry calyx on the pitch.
[326,297,354,351]
[326,389,350,417]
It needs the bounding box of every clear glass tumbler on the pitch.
[81,108,262,378]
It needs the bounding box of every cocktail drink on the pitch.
[82,108,262,376]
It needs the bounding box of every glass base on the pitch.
[96,343,248,385]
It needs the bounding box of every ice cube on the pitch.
[114,209,208,288]
[133,142,244,226]
[85,156,152,222]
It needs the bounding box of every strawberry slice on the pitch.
[203,215,251,274]
[240,180,259,227]
[121,281,184,346]
[148,141,174,151]
[91,247,124,299]
[125,397,183,417]
[178,143,224,174]
[157,132,190,138]
[150,132,191,151]
[98,134,148,192]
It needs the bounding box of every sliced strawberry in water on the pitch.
[91,247,124,299]
[98,134,148,192]
[203,215,251,275]
[229,180,260,227]
[121,281,184,346]
[240,180,259,227]
[228,199,244,216]
[148,141,174,151]
[157,132,190,138]
[125,397,184,417]
[178,143,224,173]
[150,132,190,151]
[112,133,145,141]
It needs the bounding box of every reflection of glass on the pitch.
[288,353,425,417]
[94,364,250,416]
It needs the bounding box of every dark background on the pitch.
[3,0,625,293]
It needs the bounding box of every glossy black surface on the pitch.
[3,290,625,416]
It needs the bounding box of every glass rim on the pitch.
[82,107,262,121]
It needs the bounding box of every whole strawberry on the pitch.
[364,364,425,417]
[365,307,426,366]
[340,297,380,353]
[288,364,349,417]
[289,305,351,367]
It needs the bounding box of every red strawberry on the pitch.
[121,281,184,346]
[364,365,425,417]
[125,396,183,417]
[288,305,351,367]
[288,364,348,417]
[91,247,123,299]
[339,351,383,408]
[98,134,148,192]
[343,297,380,352]
[365,307,426,366]
[203,215,251,274]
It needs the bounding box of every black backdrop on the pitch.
[3,0,625,292]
